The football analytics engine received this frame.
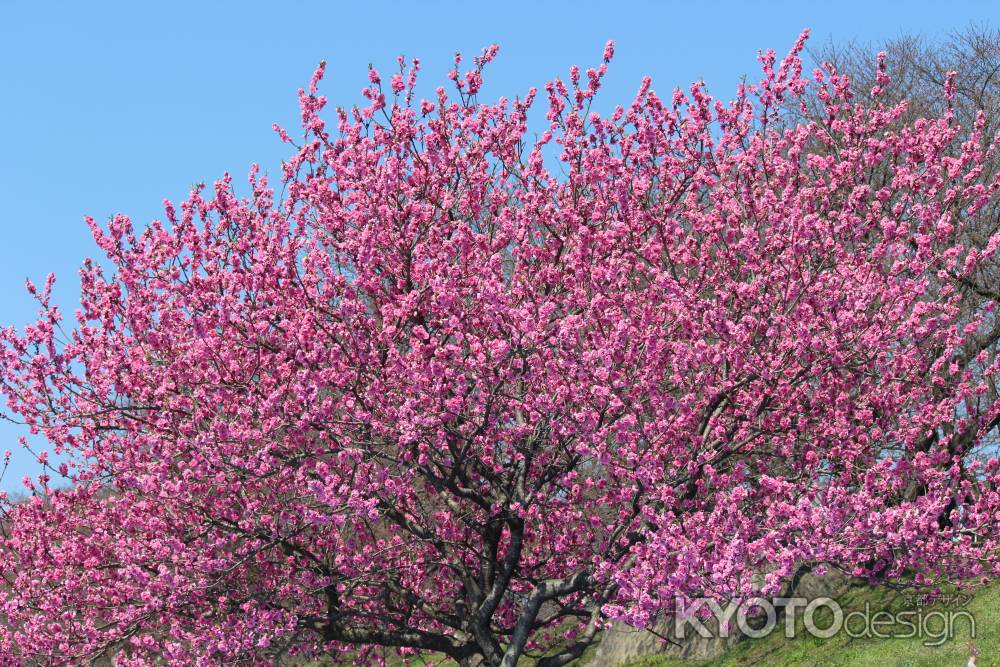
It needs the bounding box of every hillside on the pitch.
[618,581,1000,667]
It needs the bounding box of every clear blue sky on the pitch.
[0,0,997,491]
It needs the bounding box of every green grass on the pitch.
[622,580,1000,667]
[299,580,999,666]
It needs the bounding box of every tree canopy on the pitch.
[1,30,999,666]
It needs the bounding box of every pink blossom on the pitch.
[0,31,998,667]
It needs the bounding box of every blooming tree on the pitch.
[1,31,1000,666]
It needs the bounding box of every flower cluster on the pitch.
[0,31,999,666]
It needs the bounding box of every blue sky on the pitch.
[0,0,997,491]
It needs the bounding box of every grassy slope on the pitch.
[305,582,997,666]
[622,580,1000,667]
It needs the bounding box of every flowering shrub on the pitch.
[0,30,999,666]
